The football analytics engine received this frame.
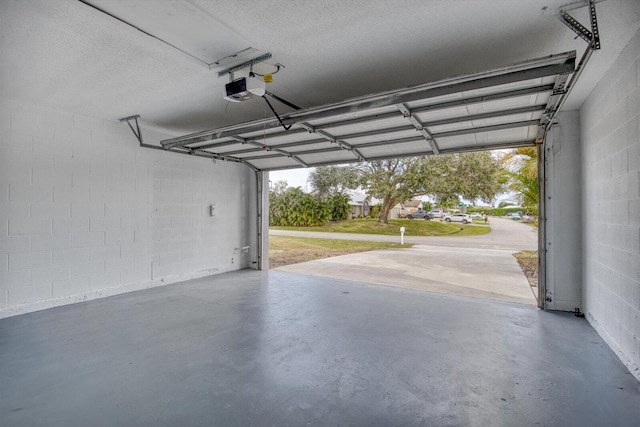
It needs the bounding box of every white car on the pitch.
[430,210,450,218]
[522,214,535,223]
[444,213,473,224]
[469,212,483,218]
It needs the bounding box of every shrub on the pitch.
[368,205,381,219]
[269,187,331,226]
[328,193,351,221]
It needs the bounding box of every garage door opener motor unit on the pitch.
[224,75,266,102]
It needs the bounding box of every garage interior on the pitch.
[1,0,639,425]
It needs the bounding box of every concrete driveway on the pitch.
[271,218,538,305]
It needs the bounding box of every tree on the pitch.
[270,180,289,195]
[509,172,538,208]
[419,151,504,207]
[500,147,539,208]
[501,146,538,180]
[309,165,360,196]
[359,158,425,223]
[360,152,503,223]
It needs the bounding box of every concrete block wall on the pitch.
[0,97,257,317]
[580,29,640,380]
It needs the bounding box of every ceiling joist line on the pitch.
[78,0,209,68]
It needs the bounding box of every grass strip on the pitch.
[269,235,413,268]
[271,218,490,237]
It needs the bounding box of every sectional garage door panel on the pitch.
[159,52,575,171]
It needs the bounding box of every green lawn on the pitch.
[271,218,490,237]
[270,236,413,251]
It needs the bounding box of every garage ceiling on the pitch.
[1,0,639,166]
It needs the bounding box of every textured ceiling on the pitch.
[0,0,639,139]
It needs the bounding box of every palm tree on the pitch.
[500,147,539,208]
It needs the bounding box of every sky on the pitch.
[268,167,313,191]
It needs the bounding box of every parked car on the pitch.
[444,213,473,224]
[469,212,483,218]
[407,210,432,220]
[522,213,535,223]
[430,210,450,218]
[511,212,522,221]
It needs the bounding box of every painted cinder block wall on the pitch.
[0,97,258,317]
[580,29,640,380]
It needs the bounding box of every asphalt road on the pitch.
[271,217,539,305]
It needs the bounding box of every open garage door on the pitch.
[149,52,576,309]
[157,52,575,171]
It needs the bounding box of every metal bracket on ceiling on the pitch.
[217,53,273,78]
[119,115,143,144]
[559,0,600,49]
[123,119,262,171]
[537,0,601,142]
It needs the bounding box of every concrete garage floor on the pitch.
[2,270,639,426]
[274,217,538,305]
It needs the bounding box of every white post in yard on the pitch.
[400,227,405,245]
